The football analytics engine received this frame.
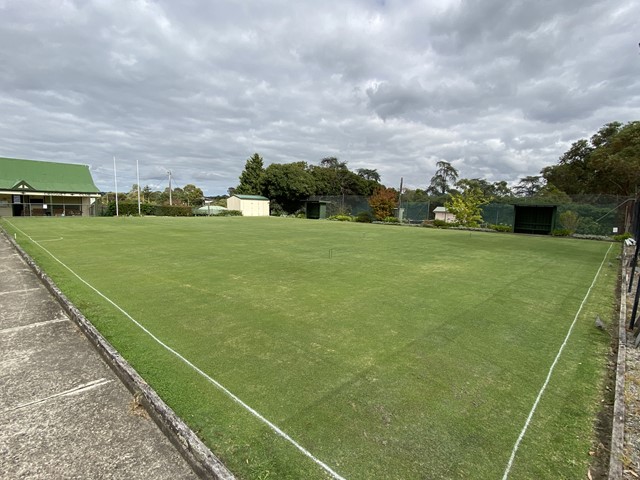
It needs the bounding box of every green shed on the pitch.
[305,200,329,219]
[513,205,558,235]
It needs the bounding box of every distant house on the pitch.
[433,206,457,223]
[226,195,270,216]
[0,157,101,217]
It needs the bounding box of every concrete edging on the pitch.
[2,228,235,480]
[608,247,628,480]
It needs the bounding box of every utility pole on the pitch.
[167,170,173,206]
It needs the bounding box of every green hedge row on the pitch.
[103,202,193,217]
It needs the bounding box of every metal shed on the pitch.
[513,205,558,234]
[226,195,270,216]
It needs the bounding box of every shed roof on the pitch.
[0,157,100,193]
[232,194,269,201]
[194,205,227,213]
[433,206,449,212]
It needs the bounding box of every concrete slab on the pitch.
[0,232,201,479]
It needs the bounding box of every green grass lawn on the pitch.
[1,216,619,479]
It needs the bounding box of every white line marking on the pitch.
[5,220,347,480]
[0,317,68,335]
[0,287,40,297]
[3,378,113,413]
[501,243,613,479]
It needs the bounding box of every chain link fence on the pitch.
[308,194,634,233]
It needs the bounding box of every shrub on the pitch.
[328,215,353,222]
[488,224,512,232]
[575,217,608,236]
[552,228,572,236]
[355,212,373,223]
[270,202,285,216]
[152,205,193,216]
[613,232,633,242]
[216,210,242,217]
[559,210,580,233]
[433,219,457,228]
[104,201,155,216]
[383,216,399,223]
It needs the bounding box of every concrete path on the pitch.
[0,233,199,479]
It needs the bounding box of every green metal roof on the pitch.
[233,194,269,200]
[0,157,100,193]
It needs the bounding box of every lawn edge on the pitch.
[608,246,629,480]
[0,226,236,480]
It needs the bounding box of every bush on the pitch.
[613,232,633,242]
[488,224,512,233]
[433,219,457,228]
[552,228,572,236]
[103,202,173,216]
[355,211,373,223]
[216,210,242,217]
[575,217,609,236]
[152,205,193,216]
[383,216,399,223]
[270,202,285,216]
[559,210,580,233]
[328,215,353,222]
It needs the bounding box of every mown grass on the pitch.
[1,216,619,479]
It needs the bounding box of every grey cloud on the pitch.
[0,0,638,194]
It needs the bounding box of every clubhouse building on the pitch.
[0,157,101,217]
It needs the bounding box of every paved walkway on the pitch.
[0,233,198,479]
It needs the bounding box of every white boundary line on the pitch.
[5,220,347,480]
[501,243,613,479]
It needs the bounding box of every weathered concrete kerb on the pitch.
[0,227,235,480]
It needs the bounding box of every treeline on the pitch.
[231,154,382,214]
[101,183,206,207]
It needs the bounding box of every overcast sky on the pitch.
[1,0,639,195]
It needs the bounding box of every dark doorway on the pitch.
[513,205,557,235]
[12,203,24,216]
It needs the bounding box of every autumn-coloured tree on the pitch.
[368,187,398,220]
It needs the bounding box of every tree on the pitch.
[356,168,381,182]
[142,185,152,203]
[183,184,204,206]
[541,121,640,196]
[491,181,512,198]
[559,210,580,233]
[368,187,398,220]
[427,161,459,195]
[236,153,265,195]
[513,176,544,197]
[444,186,490,227]
[126,184,140,202]
[541,139,594,194]
[455,178,494,198]
[262,162,315,213]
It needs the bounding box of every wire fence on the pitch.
[309,194,634,234]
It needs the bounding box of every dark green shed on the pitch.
[513,205,558,234]
[305,200,329,219]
